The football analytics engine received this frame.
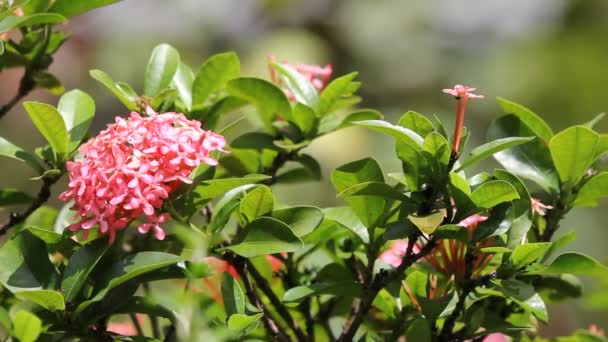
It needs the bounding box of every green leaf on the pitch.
[227,313,263,332]
[488,115,559,193]
[0,230,56,292]
[575,172,608,206]
[23,101,68,159]
[456,137,535,172]
[331,158,385,228]
[317,109,383,134]
[530,252,608,276]
[144,43,180,96]
[354,119,423,150]
[493,279,548,322]
[0,136,43,172]
[434,224,468,241]
[75,252,184,315]
[192,52,240,108]
[292,103,316,135]
[550,126,599,185]
[0,13,65,34]
[32,71,64,95]
[510,242,552,269]
[422,132,450,165]
[15,290,65,311]
[191,174,270,201]
[497,97,553,141]
[316,72,358,116]
[397,111,434,137]
[270,61,318,107]
[61,238,109,301]
[408,209,447,235]
[239,185,274,223]
[49,0,121,18]
[471,180,520,209]
[0,41,4,55]
[323,206,369,243]
[221,273,245,317]
[541,230,577,263]
[494,170,533,249]
[270,206,324,237]
[207,185,259,232]
[231,132,280,151]
[171,62,194,111]
[283,281,361,304]
[227,77,291,131]
[336,181,410,202]
[406,318,432,342]
[221,217,304,258]
[0,188,33,206]
[115,296,177,323]
[89,69,137,110]
[57,89,95,151]
[25,226,79,257]
[12,311,41,342]
[584,113,606,129]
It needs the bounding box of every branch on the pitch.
[227,254,290,342]
[337,237,437,342]
[0,173,62,236]
[245,259,308,342]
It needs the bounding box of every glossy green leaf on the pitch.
[0,13,65,34]
[406,318,432,342]
[270,61,318,107]
[574,172,608,207]
[75,252,184,315]
[530,253,608,276]
[283,281,360,303]
[316,72,358,116]
[25,226,79,257]
[270,206,324,237]
[397,111,434,137]
[208,184,259,232]
[494,170,532,249]
[497,97,553,141]
[12,311,41,342]
[488,115,559,193]
[49,0,121,18]
[456,137,535,172]
[227,313,263,332]
[222,273,245,317]
[331,158,385,228]
[422,132,450,165]
[231,132,280,151]
[61,238,109,301]
[471,180,520,209]
[549,126,599,185]
[171,62,194,111]
[408,209,447,235]
[32,71,64,95]
[0,41,4,55]
[336,181,410,202]
[193,52,240,107]
[221,217,303,258]
[15,290,64,311]
[57,89,95,151]
[292,103,316,135]
[227,77,291,131]
[115,296,177,323]
[144,43,180,96]
[541,230,577,263]
[191,174,270,201]
[23,101,68,159]
[511,242,552,269]
[0,230,56,292]
[0,188,33,206]
[354,119,423,150]
[89,69,137,110]
[317,109,383,134]
[239,185,274,223]
[493,279,548,322]
[323,206,369,243]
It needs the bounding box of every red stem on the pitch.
[451,96,468,155]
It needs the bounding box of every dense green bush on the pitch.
[1,2,608,341]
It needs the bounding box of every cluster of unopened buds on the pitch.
[268,55,333,101]
[59,107,228,243]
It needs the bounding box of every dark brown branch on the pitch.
[227,254,290,342]
[337,236,437,342]
[0,173,62,236]
[245,259,308,342]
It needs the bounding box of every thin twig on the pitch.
[129,313,144,336]
[0,173,62,236]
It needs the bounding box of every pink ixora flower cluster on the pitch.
[268,55,333,100]
[59,107,228,243]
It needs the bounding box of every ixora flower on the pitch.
[531,198,553,216]
[443,84,484,155]
[380,214,493,283]
[268,55,333,99]
[59,107,228,243]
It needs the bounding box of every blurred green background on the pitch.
[1,0,607,336]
